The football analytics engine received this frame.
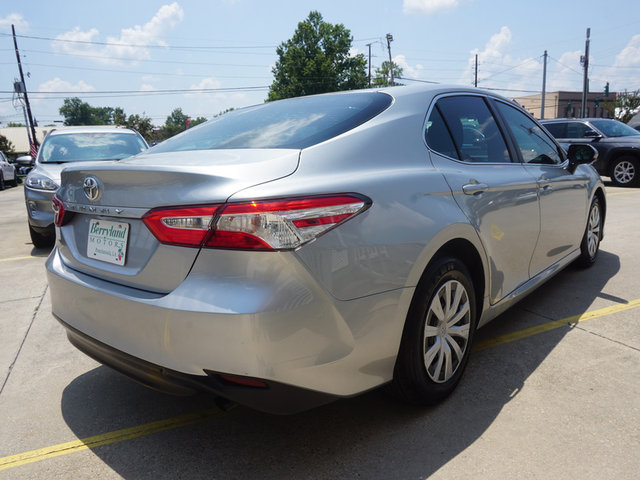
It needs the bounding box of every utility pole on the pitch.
[474,54,478,87]
[541,50,548,119]
[366,43,372,87]
[12,25,39,153]
[580,28,590,118]
[386,33,394,86]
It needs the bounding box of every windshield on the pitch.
[590,120,640,138]
[151,92,393,153]
[39,132,148,163]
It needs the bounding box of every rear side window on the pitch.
[152,92,393,152]
[427,95,511,163]
[543,122,566,138]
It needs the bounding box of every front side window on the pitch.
[40,132,147,164]
[566,122,596,139]
[495,102,562,165]
[427,95,511,163]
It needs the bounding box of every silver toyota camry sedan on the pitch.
[47,85,605,414]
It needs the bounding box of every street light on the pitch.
[386,34,394,86]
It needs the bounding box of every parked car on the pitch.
[0,150,18,190]
[540,117,640,187]
[24,127,148,248]
[47,86,605,414]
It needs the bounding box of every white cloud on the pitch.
[0,13,28,30]
[403,0,461,15]
[38,78,95,93]
[52,2,184,64]
[393,54,424,80]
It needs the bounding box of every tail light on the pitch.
[142,194,370,250]
[52,194,68,227]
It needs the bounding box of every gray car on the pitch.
[0,150,18,190]
[24,126,148,247]
[46,86,605,414]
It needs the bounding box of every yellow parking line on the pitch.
[0,408,223,471]
[1,298,639,472]
[0,255,48,263]
[473,298,640,352]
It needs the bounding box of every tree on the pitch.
[371,61,404,87]
[59,97,119,125]
[190,116,208,128]
[268,11,367,101]
[0,134,15,156]
[163,108,189,138]
[124,114,154,142]
[605,89,640,124]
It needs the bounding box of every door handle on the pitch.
[538,176,552,190]
[462,183,489,195]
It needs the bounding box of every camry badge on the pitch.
[82,176,102,202]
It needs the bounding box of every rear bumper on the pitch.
[46,247,412,410]
[58,317,337,414]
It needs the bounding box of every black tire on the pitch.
[29,224,55,249]
[390,257,477,405]
[609,156,639,187]
[576,197,602,268]
[0,172,5,191]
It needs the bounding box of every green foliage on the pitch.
[268,11,368,101]
[604,89,640,124]
[124,114,154,142]
[163,108,189,138]
[371,61,404,87]
[7,122,24,127]
[190,116,208,128]
[59,97,118,126]
[0,134,15,155]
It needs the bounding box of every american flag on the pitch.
[30,142,38,158]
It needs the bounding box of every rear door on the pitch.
[426,94,540,305]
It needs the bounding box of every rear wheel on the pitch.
[390,257,477,405]
[576,197,602,268]
[0,173,5,190]
[9,169,18,187]
[29,224,55,249]
[610,156,639,187]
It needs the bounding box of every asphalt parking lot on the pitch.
[1,181,639,479]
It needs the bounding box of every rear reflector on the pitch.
[142,194,370,250]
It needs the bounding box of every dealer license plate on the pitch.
[87,219,129,266]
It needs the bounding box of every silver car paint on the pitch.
[46,85,605,399]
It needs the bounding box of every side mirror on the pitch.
[566,144,598,174]
[583,130,602,141]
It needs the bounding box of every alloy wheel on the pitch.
[613,160,635,185]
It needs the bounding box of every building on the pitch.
[0,126,67,156]
[512,91,616,120]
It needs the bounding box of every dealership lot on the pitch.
[1,182,639,479]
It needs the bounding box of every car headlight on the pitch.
[26,173,59,191]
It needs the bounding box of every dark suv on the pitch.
[540,118,640,187]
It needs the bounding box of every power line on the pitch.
[0,32,276,51]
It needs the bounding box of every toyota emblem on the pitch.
[83,176,102,201]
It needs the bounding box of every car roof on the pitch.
[540,118,618,123]
[46,126,140,137]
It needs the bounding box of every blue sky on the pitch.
[1,0,639,126]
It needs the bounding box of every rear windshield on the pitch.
[152,92,393,152]
[40,132,148,163]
